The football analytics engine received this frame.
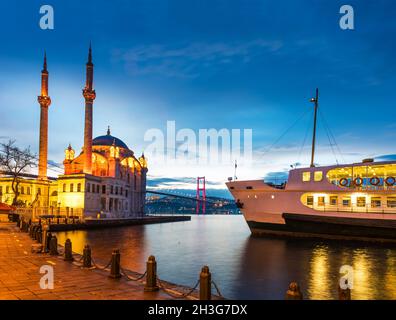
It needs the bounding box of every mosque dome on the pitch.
[92,127,129,149]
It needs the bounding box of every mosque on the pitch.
[0,46,148,220]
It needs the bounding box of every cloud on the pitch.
[375,154,396,162]
[113,39,283,78]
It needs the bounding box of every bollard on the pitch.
[33,226,39,240]
[36,227,42,244]
[285,282,303,300]
[83,245,92,268]
[28,225,33,238]
[46,232,52,252]
[338,285,351,300]
[49,235,58,255]
[109,249,121,279]
[19,219,23,230]
[64,239,73,262]
[144,255,159,292]
[42,228,48,253]
[199,266,212,300]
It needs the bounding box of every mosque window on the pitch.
[101,198,106,210]
[97,185,100,193]
[87,183,90,193]
[70,184,74,192]
[110,186,114,194]
[63,184,66,192]
[125,190,128,197]
[77,183,81,192]
[102,185,106,194]
[115,187,118,195]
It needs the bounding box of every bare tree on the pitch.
[0,140,36,206]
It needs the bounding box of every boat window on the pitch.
[356,197,366,207]
[317,196,325,206]
[302,172,311,182]
[342,197,351,207]
[371,197,381,208]
[330,196,338,205]
[306,196,314,206]
[387,197,396,208]
[246,186,253,189]
[314,171,323,182]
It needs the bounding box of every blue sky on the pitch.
[1,0,396,196]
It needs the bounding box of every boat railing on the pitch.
[307,204,396,214]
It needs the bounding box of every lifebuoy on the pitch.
[339,178,349,187]
[370,176,380,186]
[385,176,395,186]
[353,177,363,187]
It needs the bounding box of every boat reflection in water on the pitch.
[234,236,396,299]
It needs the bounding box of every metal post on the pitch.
[109,249,121,279]
[144,255,159,292]
[83,245,92,268]
[64,239,73,261]
[199,265,211,300]
[46,232,52,252]
[49,235,58,255]
[310,88,319,168]
[285,282,303,300]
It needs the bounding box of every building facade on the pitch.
[0,47,148,220]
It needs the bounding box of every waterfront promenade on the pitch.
[0,222,204,300]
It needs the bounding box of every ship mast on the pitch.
[310,88,319,168]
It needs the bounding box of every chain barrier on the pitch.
[157,277,200,299]
[211,280,224,298]
[91,256,112,271]
[120,266,147,281]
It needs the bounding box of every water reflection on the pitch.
[55,215,396,299]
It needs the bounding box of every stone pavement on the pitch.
[0,223,199,300]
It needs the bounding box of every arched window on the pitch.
[70,184,74,192]
[20,186,24,194]
[63,184,66,192]
[77,183,81,192]
[27,187,31,195]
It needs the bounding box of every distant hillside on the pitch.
[145,195,240,215]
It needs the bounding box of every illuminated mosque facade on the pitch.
[0,46,148,220]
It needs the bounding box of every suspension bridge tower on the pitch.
[196,176,206,214]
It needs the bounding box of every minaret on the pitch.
[37,52,51,180]
[82,43,96,174]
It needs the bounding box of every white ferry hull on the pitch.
[226,177,396,242]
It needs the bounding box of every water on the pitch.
[55,215,396,300]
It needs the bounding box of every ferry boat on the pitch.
[226,89,396,242]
